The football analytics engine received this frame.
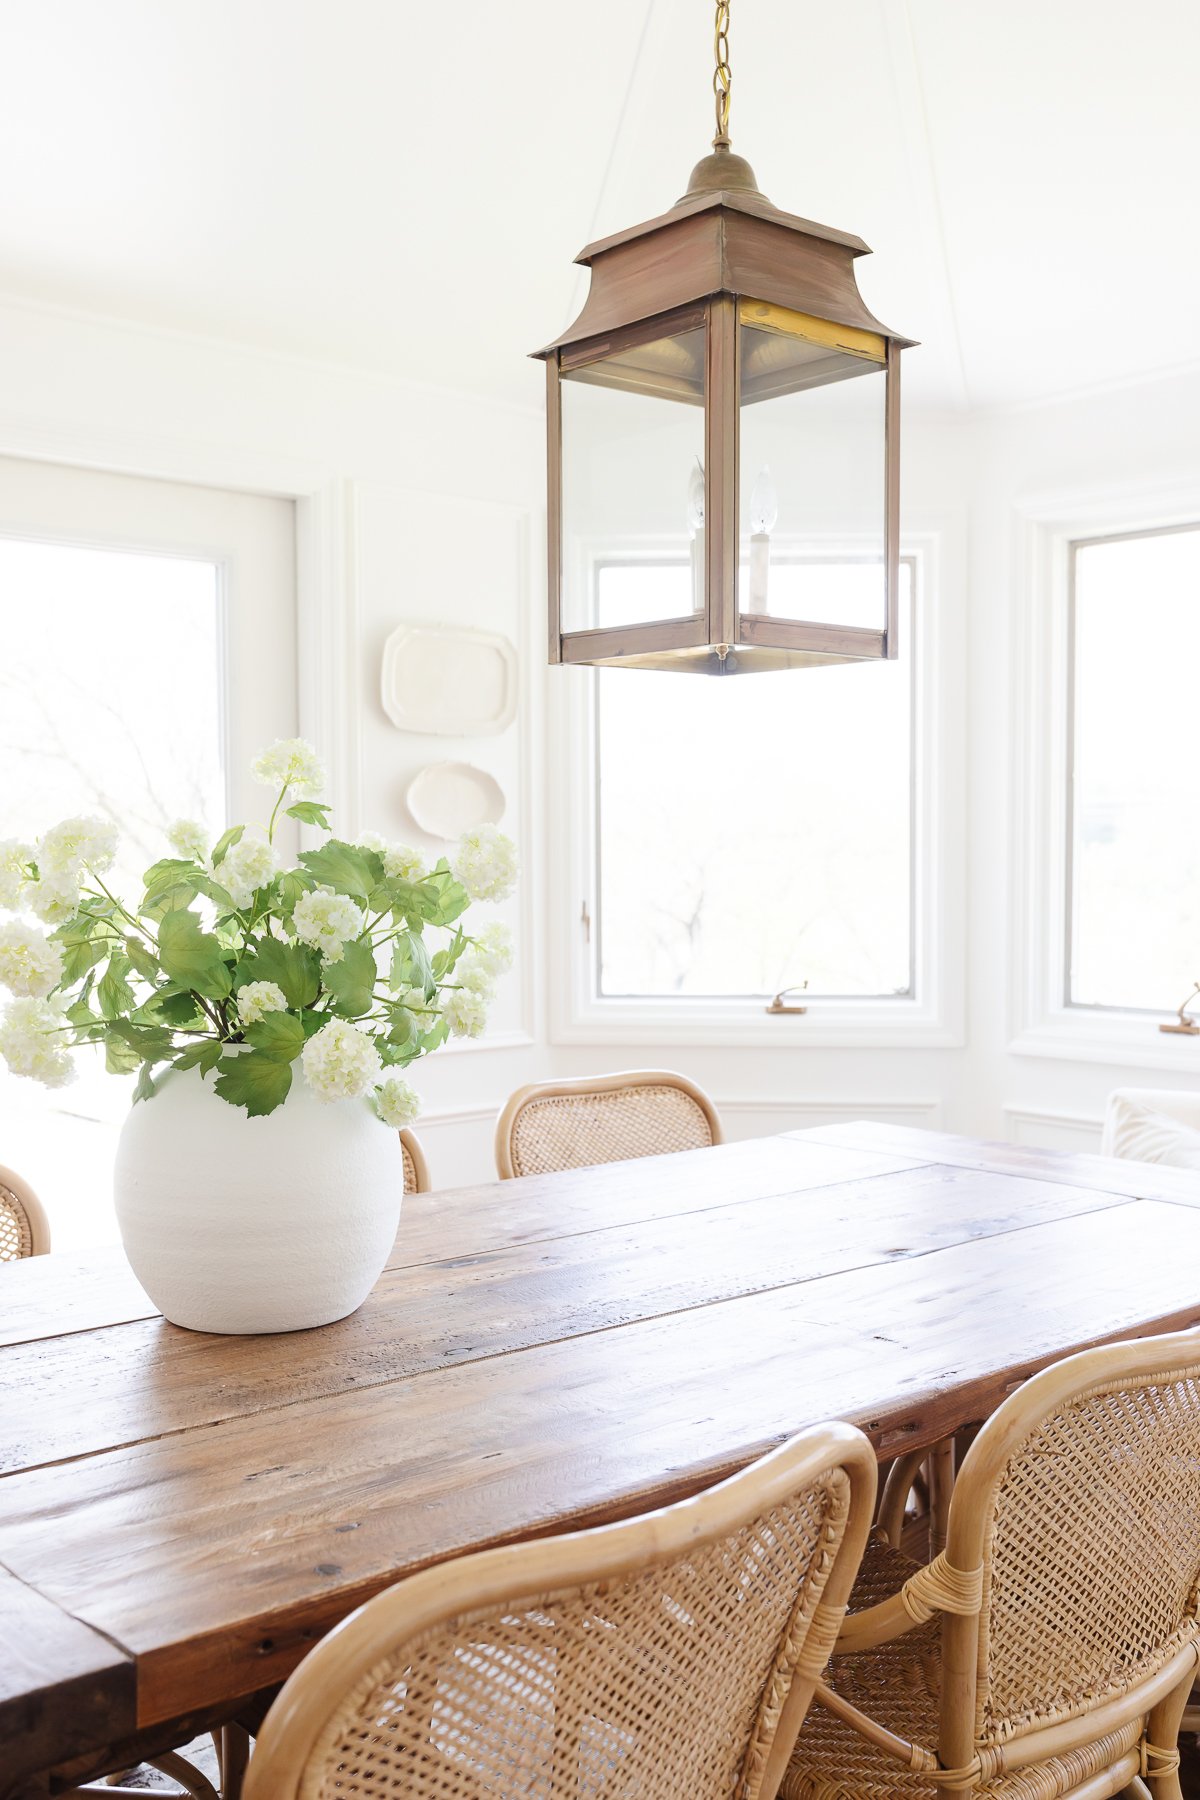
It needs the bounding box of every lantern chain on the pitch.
[713,0,732,147]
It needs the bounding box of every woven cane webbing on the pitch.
[0,1184,33,1260]
[784,1543,1144,1800]
[296,1475,851,1800]
[401,1141,418,1194]
[976,1371,1200,1742]
[507,1084,716,1179]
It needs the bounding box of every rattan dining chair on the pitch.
[0,1160,50,1259]
[783,1325,1200,1800]
[495,1070,723,1179]
[242,1419,877,1800]
[400,1126,431,1193]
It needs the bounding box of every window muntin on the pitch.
[1067,524,1200,1014]
[593,557,915,1000]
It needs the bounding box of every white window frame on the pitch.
[1009,477,1200,1068]
[548,523,964,1049]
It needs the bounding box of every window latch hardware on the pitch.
[1160,979,1200,1036]
[766,982,808,1016]
[581,900,592,945]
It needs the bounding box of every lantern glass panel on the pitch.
[560,324,706,634]
[738,314,886,632]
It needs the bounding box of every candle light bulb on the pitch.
[687,458,705,531]
[750,466,778,535]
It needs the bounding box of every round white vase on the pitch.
[113,1063,403,1335]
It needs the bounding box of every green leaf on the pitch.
[104,1029,143,1074]
[173,1039,225,1076]
[132,1061,162,1103]
[140,877,201,921]
[245,1012,305,1064]
[65,998,97,1027]
[124,936,161,984]
[54,916,109,985]
[157,910,232,1000]
[238,937,321,1009]
[214,1052,293,1117]
[389,930,434,1000]
[286,800,333,831]
[210,824,245,868]
[156,988,207,1027]
[97,952,135,1020]
[142,857,199,893]
[297,840,381,901]
[321,938,377,1018]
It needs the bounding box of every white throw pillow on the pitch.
[1106,1103,1200,1170]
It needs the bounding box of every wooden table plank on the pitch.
[0,1163,1127,1476]
[790,1121,1200,1206]
[1,1195,1197,1727]
[0,1568,135,1786]
[0,1135,923,1351]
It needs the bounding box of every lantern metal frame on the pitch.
[534,148,915,675]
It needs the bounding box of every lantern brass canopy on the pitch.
[533,28,915,675]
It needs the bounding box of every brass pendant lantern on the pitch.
[533,2,915,674]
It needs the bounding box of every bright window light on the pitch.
[594,559,914,999]
[1068,525,1200,1012]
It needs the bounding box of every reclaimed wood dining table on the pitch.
[4,1120,1200,1793]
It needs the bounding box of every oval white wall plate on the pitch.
[380,622,518,736]
[406,761,506,839]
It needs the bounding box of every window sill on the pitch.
[551,995,962,1050]
[1009,1008,1200,1072]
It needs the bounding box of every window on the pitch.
[0,457,296,1248]
[1068,524,1200,1013]
[592,556,915,1002]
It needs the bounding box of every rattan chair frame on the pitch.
[494,1068,723,1180]
[795,1327,1200,1799]
[243,1420,877,1800]
[400,1126,431,1194]
[0,1160,50,1258]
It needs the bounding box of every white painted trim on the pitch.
[719,1096,943,1125]
[548,520,966,1049]
[297,478,363,833]
[1002,1105,1104,1152]
[1008,477,1200,1070]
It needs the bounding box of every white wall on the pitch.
[3,292,1197,1204]
[0,297,549,1197]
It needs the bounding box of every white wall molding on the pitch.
[719,1096,942,1128]
[1003,1105,1104,1153]
[297,478,363,833]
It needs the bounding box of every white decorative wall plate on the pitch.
[380,622,518,736]
[406,762,505,840]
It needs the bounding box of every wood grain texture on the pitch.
[789,1121,1200,1206]
[0,1568,134,1785]
[3,1129,1198,1785]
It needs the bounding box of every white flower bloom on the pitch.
[450,825,517,903]
[383,843,426,883]
[442,985,488,1039]
[374,1075,421,1129]
[469,922,513,980]
[0,921,63,998]
[292,887,365,962]
[0,840,34,909]
[250,737,326,799]
[26,876,80,926]
[456,957,495,998]
[219,834,281,909]
[39,815,119,878]
[354,831,388,856]
[166,818,210,862]
[237,980,288,1025]
[301,1017,382,1103]
[0,996,75,1088]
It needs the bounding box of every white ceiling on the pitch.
[0,0,1196,414]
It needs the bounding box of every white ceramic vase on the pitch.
[113,1063,403,1335]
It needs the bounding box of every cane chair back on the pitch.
[243,1421,878,1800]
[0,1163,50,1260]
[400,1128,431,1195]
[495,1070,723,1180]
[786,1327,1200,1799]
